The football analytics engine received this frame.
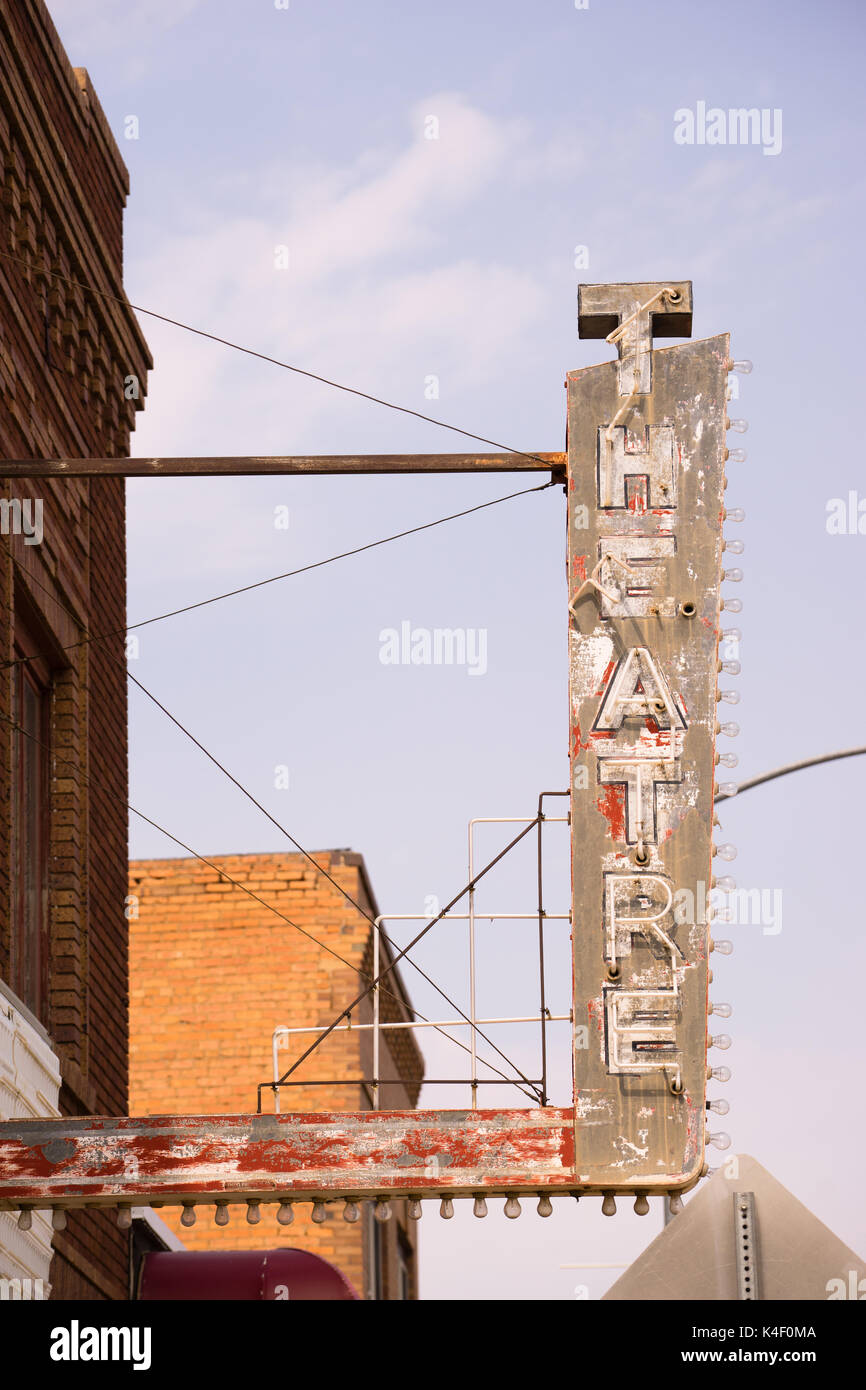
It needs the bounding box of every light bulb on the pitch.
[727,418,748,434]
[729,359,753,374]
[537,1195,553,1218]
[710,1001,733,1018]
[343,1201,360,1223]
[707,1098,730,1116]
[214,1203,229,1227]
[723,568,743,583]
[116,1207,132,1230]
[717,750,738,768]
[707,1131,732,1150]
[724,540,745,556]
[407,1199,423,1221]
[181,1204,197,1228]
[601,1193,617,1217]
[473,1195,488,1219]
[718,689,740,705]
[722,598,742,613]
[633,1193,650,1216]
[439,1198,454,1220]
[725,508,746,523]
[711,906,733,924]
[726,448,747,463]
[504,1195,522,1219]
[721,627,742,643]
[717,721,739,738]
[711,939,734,955]
[713,875,737,892]
[716,782,738,798]
[714,844,737,862]
[709,1065,732,1082]
[720,659,741,675]
[246,1201,261,1225]
[668,1193,684,1215]
[16,1209,32,1232]
[311,1201,327,1224]
[52,1209,67,1232]
[277,1203,294,1226]
[709,1033,732,1050]
[374,1200,392,1223]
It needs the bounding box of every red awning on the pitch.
[137,1248,360,1301]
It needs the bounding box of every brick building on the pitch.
[0,0,150,1298]
[128,850,425,1299]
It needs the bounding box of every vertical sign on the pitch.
[569,282,729,1194]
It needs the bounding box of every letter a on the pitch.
[594,647,686,731]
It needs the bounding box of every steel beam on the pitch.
[0,1109,581,1208]
[0,452,565,478]
[0,1107,702,1210]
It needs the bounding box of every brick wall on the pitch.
[129,851,425,1299]
[0,0,150,1299]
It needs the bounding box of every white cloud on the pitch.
[129,93,554,477]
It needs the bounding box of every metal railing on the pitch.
[268,793,572,1112]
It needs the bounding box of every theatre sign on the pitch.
[569,282,730,1193]
[0,281,735,1218]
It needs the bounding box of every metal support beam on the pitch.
[0,452,565,479]
[0,1110,577,1207]
[0,1108,704,1210]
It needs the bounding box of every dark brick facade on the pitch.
[0,0,150,1299]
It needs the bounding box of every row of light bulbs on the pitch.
[13,1192,689,1227]
[705,357,752,1156]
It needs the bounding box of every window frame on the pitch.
[9,605,53,1026]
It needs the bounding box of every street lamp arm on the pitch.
[716,746,866,801]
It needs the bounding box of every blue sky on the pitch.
[49,0,865,1298]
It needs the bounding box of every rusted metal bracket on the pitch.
[0,452,565,478]
[0,1109,705,1214]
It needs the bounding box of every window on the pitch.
[10,620,51,1025]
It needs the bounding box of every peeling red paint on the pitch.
[596,784,626,841]
[595,659,616,696]
[0,1110,583,1203]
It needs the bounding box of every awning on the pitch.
[137,1248,360,1300]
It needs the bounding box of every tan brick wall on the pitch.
[129,851,424,1299]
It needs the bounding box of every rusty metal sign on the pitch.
[569,282,729,1192]
[0,281,730,1218]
